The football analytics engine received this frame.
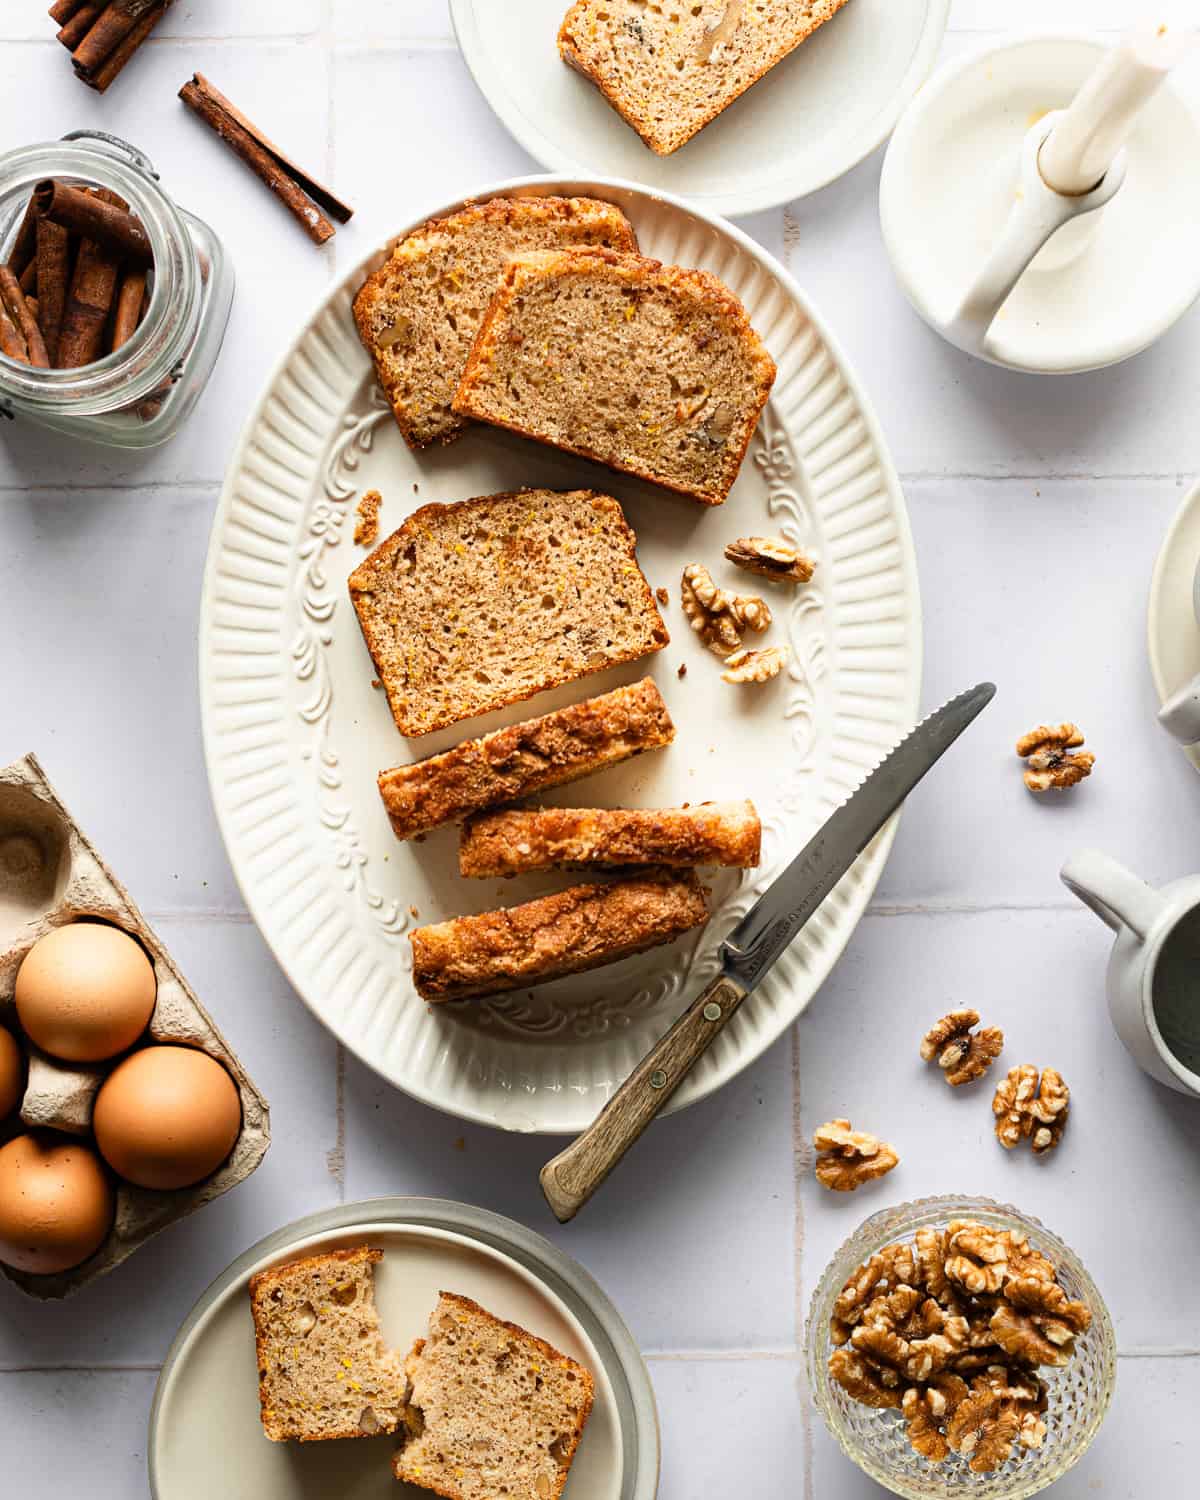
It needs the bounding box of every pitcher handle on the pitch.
[1060,850,1163,939]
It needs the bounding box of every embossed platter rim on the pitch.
[200,173,922,1133]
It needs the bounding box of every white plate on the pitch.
[448,1,950,215]
[1148,478,1200,774]
[149,1198,658,1500]
[200,174,921,1134]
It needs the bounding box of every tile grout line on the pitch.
[792,1024,815,1500]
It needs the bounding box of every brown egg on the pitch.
[0,1134,114,1274]
[15,921,157,1063]
[0,1027,22,1120]
[93,1046,242,1190]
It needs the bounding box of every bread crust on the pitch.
[453,247,776,506]
[352,195,637,448]
[348,489,668,738]
[459,799,762,877]
[558,0,853,156]
[249,1247,395,1444]
[393,1292,596,1500]
[410,871,709,1002]
[378,678,675,841]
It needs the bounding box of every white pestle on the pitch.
[1039,23,1194,195]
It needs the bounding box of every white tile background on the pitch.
[2,3,1200,1497]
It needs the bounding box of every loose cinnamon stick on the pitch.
[77,0,173,93]
[110,267,146,352]
[35,180,152,266]
[6,194,39,276]
[58,1,104,50]
[72,0,161,73]
[58,235,121,368]
[0,303,28,363]
[0,268,50,368]
[35,215,72,365]
[49,0,87,22]
[179,73,353,244]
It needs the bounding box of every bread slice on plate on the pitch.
[558,0,852,156]
[378,677,675,842]
[394,1291,595,1500]
[352,195,637,448]
[453,247,776,505]
[248,1247,408,1443]
[459,799,762,878]
[348,489,668,738]
[410,871,709,1002]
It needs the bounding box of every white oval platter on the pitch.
[449,0,950,215]
[149,1198,658,1500]
[200,174,922,1134]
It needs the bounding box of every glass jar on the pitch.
[0,130,234,448]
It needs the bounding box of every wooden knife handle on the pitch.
[539,972,749,1224]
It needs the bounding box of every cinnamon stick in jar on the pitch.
[0,301,29,364]
[109,267,146,352]
[35,180,152,266]
[0,268,50,367]
[58,234,121,369]
[35,215,73,364]
[6,193,39,276]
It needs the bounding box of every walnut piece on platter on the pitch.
[1016,722,1095,791]
[721,645,788,684]
[828,1219,1091,1472]
[723,534,816,583]
[813,1119,900,1192]
[679,562,771,657]
[993,1065,1070,1153]
[920,1008,1004,1086]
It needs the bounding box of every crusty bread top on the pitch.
[453,246,776,505]
[378,677,675,841]
[249,1246,408,1444]
[393,1291,595,1500]
[559,0,852,155]
[459,799,762,877]
[348,489,668,738]
[409,871,709,1003]
[352,195,637,448]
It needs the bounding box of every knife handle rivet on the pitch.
[650,1070,668,1090]
[703,1001,722,1022]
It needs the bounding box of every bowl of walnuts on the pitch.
[806,1195,1115,1498]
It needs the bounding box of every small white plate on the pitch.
[200,175,921,1133]
[149,1198,658,1500]
[448,0,950,215]
[1148,478,1200,774]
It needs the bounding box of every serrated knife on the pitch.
[539,681,996,1223]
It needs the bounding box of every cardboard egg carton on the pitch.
[0,753,270,1299]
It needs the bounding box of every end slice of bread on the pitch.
[393,1291,595,1500]
[352,195,637,448]
[249,1247,408,1443]
[378,678,676,842]
[453,247,776,505]
[559,0,852,156]
[410,871,709,1002]
[348,489,669,738]
[459,799,762,877]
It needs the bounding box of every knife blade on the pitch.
[539,682,996,1223]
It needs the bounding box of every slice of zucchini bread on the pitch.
[348,489,668,738]
[453,247,776,505]
[559,0,852,156]
[353,195,637,448]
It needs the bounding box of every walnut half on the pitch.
[920,1009,1004,1086]
[680,562,771,658]
[722,645,788,684]
[813,1119,899,1192]
[724,534,815,584]
[992,1065,1070,1154]
[1017,723,1095,791]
